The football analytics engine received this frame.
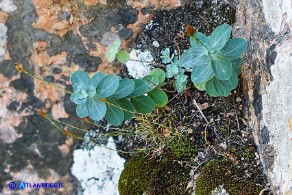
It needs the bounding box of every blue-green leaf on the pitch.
[195,32,209,44]
[175,74,188,92]
[71,70,91,90]
[211,53,232,80]
[106,39,121,62]
[70,91,87,105]
[130,95,155,114]
[160,48,173,64]
[149,68,166,86]
[87,84,97,97]
[116,50,130,63]
[175,79,187,93]
[111,79,135,99]
[166,64,179,78]
[222,38,248,60]
[174,68,185,79]
[161,48,170,56]
[148,88,168,108]
[208,24,232,51]
[143,75,159,92]
[105,99,124,125]
[87,95,106,121]
[191,62,214,84]
[127,79,147,97]
[232,58,244,75]
[217,70,238,91]
[213,78,231,97]
[97,75,119,98]
[117,98,135,121]
[191,32,211,50]
[206,79,220,97]
[76,102,88,118]
[180,45,210,69]
[92,72,105,88]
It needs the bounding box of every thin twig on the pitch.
[235,109,240,132]
[193,98,209,123]
[168,92,182,104]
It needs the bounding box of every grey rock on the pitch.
[118,27,133,40]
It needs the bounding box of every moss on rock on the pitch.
[148,161,191,195]
[195,159,264,195]
[118,154,192,195]
[118,155,156,195]
[167,136,199,160]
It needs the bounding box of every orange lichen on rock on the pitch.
[31,48,67,77]
[32,0,88,36]
[30,41,51,67]
[50,51,68,65]
[34,82,66,102]
[52,102,69,119]
[30,41,70,105]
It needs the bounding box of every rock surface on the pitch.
[0,0,180,194]
[234,0,292,193]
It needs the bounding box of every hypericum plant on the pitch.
[163,24,247,96]
[70,68,168,125]
[180,23,248,96]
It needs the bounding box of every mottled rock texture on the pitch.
[0,0,180,194]
[234,0,292,193]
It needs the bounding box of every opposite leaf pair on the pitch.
[163,23,247,96]
[70,69,168,125]
[181,23,248,96]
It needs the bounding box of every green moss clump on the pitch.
[148,161,191,195]
[195,159,264,195]
[167,136,198,160]
[119,154,192,195]
[229,145,257,163]
[118,155,157,195]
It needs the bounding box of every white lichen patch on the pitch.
[0,0,17,13]
[71,137,125,195]
[125,49,153,79]
[0,0,17,60]
[263,0,292,33]
[262,38,292,194]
